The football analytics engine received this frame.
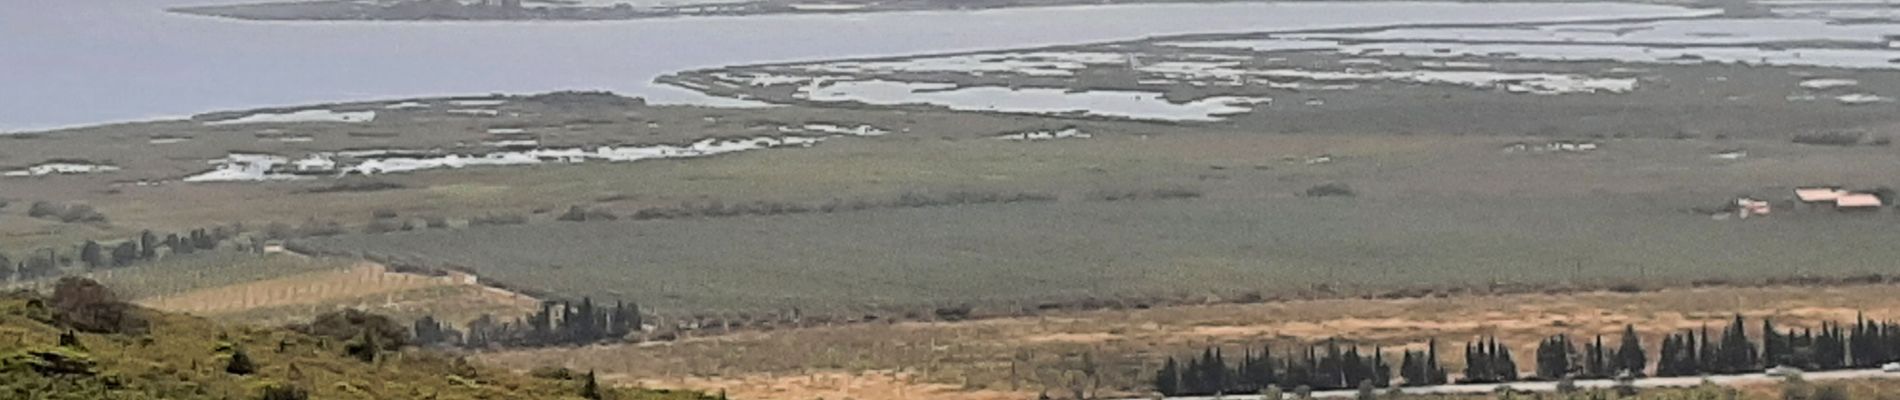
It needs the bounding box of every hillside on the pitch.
[0,279,714,400]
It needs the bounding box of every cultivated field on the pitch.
[134,262,540,326]
[295,131,1900,316]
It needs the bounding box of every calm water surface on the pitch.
[0,0,1704,130]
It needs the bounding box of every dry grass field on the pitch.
[133,262,538,326]
[482,283,1900,400]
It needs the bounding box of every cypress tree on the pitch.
[1535,335,1573,380]
[1717,315,1758,373]
[1155,357,1181,395]
[1764,318,1786,368]
[1427,339,1447,385]
[139,230,159,259]
[78,241,103,268]
[1616,324,1647,377]
[1371,346,1389,388]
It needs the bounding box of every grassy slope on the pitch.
[0,292,711,400]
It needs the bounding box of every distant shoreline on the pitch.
[167,0,1636,22]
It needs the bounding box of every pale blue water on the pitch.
[0,0,1703,131]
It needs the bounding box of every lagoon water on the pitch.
[1,0,1705,130]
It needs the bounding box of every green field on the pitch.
[286,130,1900,316]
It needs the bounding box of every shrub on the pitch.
[298,219,346,237]
[529,366,579,380]
[1305,182,1356,197]
[51,277,147,334]
[933,305,973,321]
[225,348,257,375]
[259,383,309,400]
[291,309,409,351]
[300,181,405,194]
[26,201,62,218]
[1812,384,1847,400]
[363,219,406,234]
[58,204,106,223]
[471,213,528,226]
[558,206,618,222]
[1792,132,1864,146]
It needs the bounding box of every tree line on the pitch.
[1151,315,1900,396]
[1,226,257,283]
[410,297,643,348]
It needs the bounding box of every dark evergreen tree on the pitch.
[1765,318,1788,368]
[139,230,159,260]
[1155,357,1181,396]
[79,240,103,268]
[110,242,139,267]
[1460,337,1518,384]
[1715,315,1759,373]
[1535,334,1576,380]
[1581,334,1608,379]
[1615,324,1647,378]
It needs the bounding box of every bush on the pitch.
[529,366,579,380]
[27,201,62,218]
[1305,182,1356,197]
[1812,384,1847,400]
[297,219,346,237]
[300,181,405,194]
[291,309,409,351]
[51,277,147,334]
[1792,132,1864,146]
[557,206,618,222]
[471,213,528,226]
[225,348,257,375]
[259,383,309,400]
[362,219,406,234]
[58,204,106,223]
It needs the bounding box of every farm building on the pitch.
[1835,193,1884,210]
[1792,186,1888,211]
[1794,187,1847,204]
[1735,198,1771,218]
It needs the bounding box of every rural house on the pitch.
[1835,193,1885,210]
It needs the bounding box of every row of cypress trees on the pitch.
[1532,325,1647,380]
[1153,315,1900,396]
[1154,339,1410,396]
[413,298,643,348]
[2,228,239,282]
